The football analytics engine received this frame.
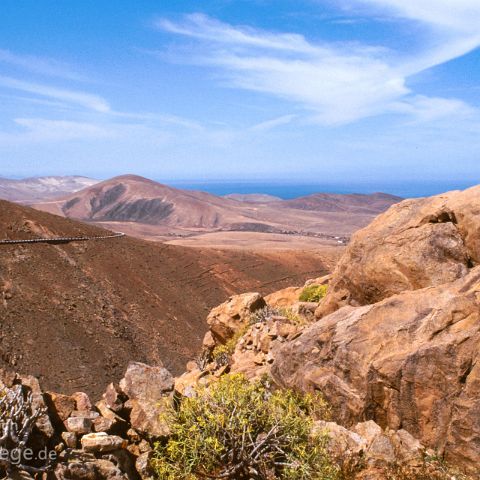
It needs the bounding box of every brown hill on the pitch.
[33,174,252,229]
[279,192,402,214]
[0,200,336,397]
[32,175,401,244]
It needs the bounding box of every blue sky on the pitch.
[1,0,480,186]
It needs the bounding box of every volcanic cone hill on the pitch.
[32,174,401,241]
[0,200,334,397]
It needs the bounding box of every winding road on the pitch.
[0,232,125,245]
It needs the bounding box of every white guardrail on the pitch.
[0,232,125,245]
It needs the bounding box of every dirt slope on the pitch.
[0,200,335,397]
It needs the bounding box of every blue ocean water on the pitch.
[168,181,479,199]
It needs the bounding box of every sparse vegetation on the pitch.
[153,373,338,480]
[250,306,305,326]
[249,305,283,325]
[299,284,328,302]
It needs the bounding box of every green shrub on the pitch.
[153,374,338,480]
[299,284,328,303]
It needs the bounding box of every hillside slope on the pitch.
[0,200,335,396]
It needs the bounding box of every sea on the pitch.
[167,180,479,200]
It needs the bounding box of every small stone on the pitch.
[138,439,152,454]
[81,432,127,453]
[61,431,77,449]
[72,392,93,412]
[127,428,141,443]
[136,451,154,480]
[64,416,92,434]
[202,331,215,349]
[119,362,174,401]
[70,410,100,420]
[93,416,115,433]
[45,392,76,422]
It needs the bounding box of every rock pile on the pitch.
[0,362,174,480]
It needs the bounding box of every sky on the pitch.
[0,0,480,187]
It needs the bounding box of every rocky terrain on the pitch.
[30,174,400,246]
[0,199,337,397]
[0,185,477,479]
[173,185,480,476]
[0,176,99,203]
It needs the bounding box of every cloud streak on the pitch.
[0,75,110,113]
[0,49,87,81]
[155,7,480,125]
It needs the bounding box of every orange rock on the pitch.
[317,187,480,317]
[273,267,480,473]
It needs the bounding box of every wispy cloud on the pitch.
[356,0,480,31]
[0,75,110,112]
[251,114,297,131]
[155,7,480,125]
[0,49,87,81]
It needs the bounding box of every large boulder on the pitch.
[206,292,266,345]
[317,186,480,317]
[272,267,480,473]
[119,362,174,437]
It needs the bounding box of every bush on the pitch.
[299,285,328,303]
[153,374,338,480]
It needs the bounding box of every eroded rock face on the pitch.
[206,292,266,344]
[272,267,480,472]
[317,187,480,317]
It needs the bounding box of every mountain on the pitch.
[0,199,335,396]
[32,175,401,244]
[34,174,253,229]
[0,176,99,203]
[224,193,282,203]
[279,192,402,214]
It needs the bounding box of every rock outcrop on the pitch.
[205,292,266,345]
[317,186,480,317]
[272,266,480,472]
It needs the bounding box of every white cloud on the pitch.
[0,117,176,147]
[356,0,480,31]
[251,114,297,131]
[156,10,480,125]
[0,49,86,81]
[0,75,110,112]
[157,14,320,55]
[0,118,114,144]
